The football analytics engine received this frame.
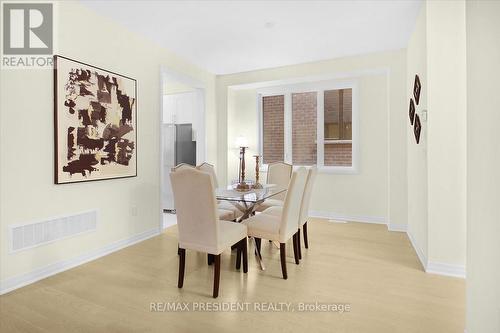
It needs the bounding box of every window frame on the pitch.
[257,79,359,174]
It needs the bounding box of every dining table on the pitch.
[215,184,286,270]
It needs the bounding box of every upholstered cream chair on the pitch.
[263,166,317,259]
[255,162,292,212]
[172,163,234,221]
[197,162,243,220]
[171,163,195,172]
[170,168,248,298]
[243,167,308,279]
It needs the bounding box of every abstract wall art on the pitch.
[54,55,137,184]
[414,113,422,144]
[409,98,415,125]
[413,74,421,105]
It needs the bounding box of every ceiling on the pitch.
[80,0,422,75]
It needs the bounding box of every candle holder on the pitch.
[253,155,263,189]
[236,146,250,191]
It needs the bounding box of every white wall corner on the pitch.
[406,230,466,279]
[426,261,466,279]
[309,210,387,224]
[0,228,160,295]
[406,230,428,271]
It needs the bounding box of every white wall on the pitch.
[426,0,466,268]
[405,0,467,273]
[406,2,428,264]
[0,1,216,290]
[466,1,500,332]
[218,50,407,224]
[163,81,196,95]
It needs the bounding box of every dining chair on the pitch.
[262,166,317,259]
[170,168,248,298]
[197,162,243,220]
[255,162,292,212]
[172,163,235,222]
[171,163,195,172]
[243,167,308,279]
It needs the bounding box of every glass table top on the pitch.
[215,184,286,203]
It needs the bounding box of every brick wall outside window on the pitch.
[262,95,284,164]
[324,143,352,166]
[292,92,317,166]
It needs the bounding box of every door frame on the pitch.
[159,66,206,230]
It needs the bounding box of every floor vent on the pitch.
[10,210,97,252]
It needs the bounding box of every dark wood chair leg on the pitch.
[298,229,302,260]
[280,243,287,279]
[213,254,221,298]
[303,222,309,249]
[236,241,242,270]
[177,244,180,255]
[178,248,185,288]
[293,232,299,265]
[208,254,214,265]
[242,238,248,273]
[254,237,262,256]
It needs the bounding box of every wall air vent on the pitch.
[10,210,97,252]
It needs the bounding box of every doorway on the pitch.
[160,67,206,229]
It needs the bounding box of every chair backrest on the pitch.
[197,162,218,188]
[299,166,318,226]
[279,167,308,241]
[172,163,195,172]
[266,162,292,201]
[170,168,219,250]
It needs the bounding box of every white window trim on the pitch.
[257,79,359,174]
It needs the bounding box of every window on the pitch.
[324,88,352,167]
[259,81,357,172]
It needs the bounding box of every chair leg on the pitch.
[208,254,214,265]
[242,238,248,273]
[303,222,309,249]
[236,242,242,270]
[280,243,287,279]
[178,248,186,288]
[297,229,302,260]
[254,237,262,256]
[213,254,221,298]
[293,232,300,265]
[177,244,180,255]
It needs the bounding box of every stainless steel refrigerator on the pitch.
[162,123,196,211]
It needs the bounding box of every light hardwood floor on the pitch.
[0,218,464,333]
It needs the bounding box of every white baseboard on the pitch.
[426,261,466,279]
[309,212,465,279]
[0,228,160,295]
[406,229,428,270]
[309,210,387,224]
[387,223,408,232]
[309,211,410,233]
[405,230,465,279]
